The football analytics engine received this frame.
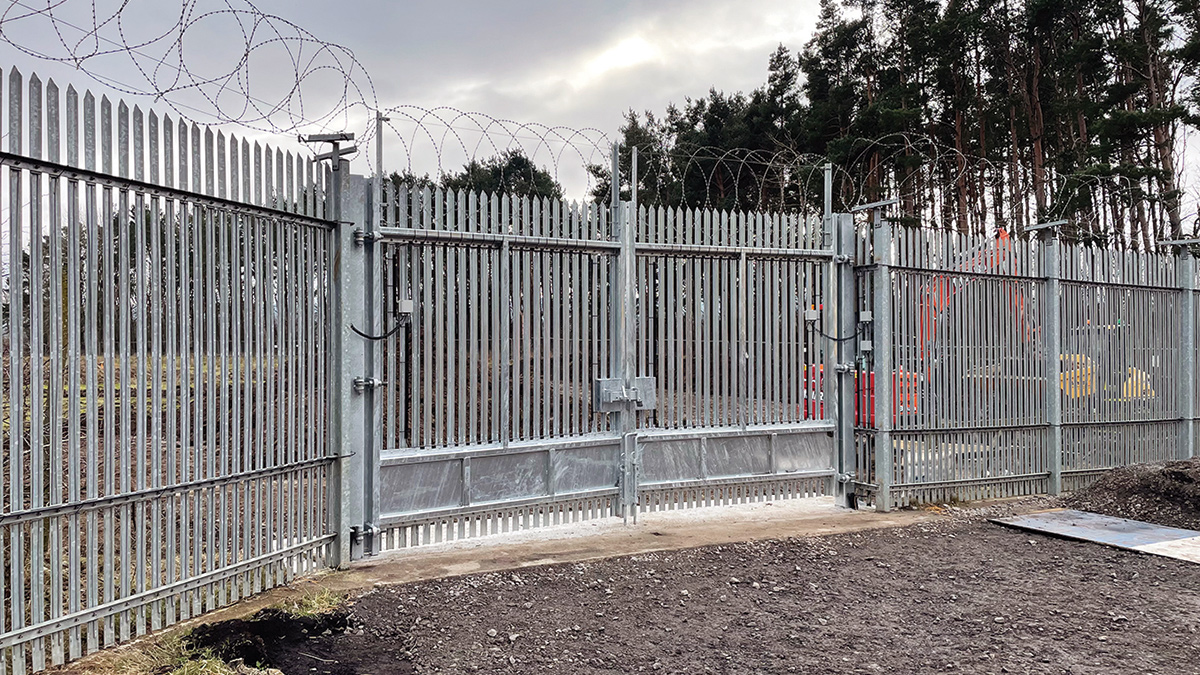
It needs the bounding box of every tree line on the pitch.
[590,0,1200,246]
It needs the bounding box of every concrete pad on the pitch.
[342,496,935,588]
[1135,536,1200,564]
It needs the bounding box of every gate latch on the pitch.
[595,377,657,412]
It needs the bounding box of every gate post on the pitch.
[831,212,858,509]
[1043,231,1063,496]
[1178,251,1196,460]
[872,212,894,512]
[329,156,370,568]
[610,143,638,522]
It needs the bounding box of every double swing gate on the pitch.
[347,148,844,557]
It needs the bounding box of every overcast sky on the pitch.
[0,0,822,197]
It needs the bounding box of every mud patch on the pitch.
[1063,458,1200,530]
[183,605,413,675]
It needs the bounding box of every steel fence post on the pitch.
[833,212,858,508]
[330,161,369,568]
[609,143,633,522]
[1179,251,1196,460]
[1044,232,1063,495]
[873,212,894,512]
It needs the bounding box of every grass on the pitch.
[110,633,238,675]
[272,588,342,618]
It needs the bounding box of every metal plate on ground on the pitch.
[992,509,1200,564]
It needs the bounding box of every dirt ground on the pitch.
[77,462,1200,675]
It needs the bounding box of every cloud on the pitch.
[0,0,822,197]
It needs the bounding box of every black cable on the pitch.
[350,321,403,341]
[810,324,866,343]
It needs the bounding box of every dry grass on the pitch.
[273,588,342,618]
[108,633,237,675]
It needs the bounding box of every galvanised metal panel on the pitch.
[1061,421,1179,472]
[705,435,773,477]
[640,439,704,483]
[638,426,835,485]
[379,460,465,515]
[471,453,551,503]
[774,432,836,473]
[551,444,621,492]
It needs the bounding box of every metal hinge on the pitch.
[354,229,383,245]
[353,377,386,392]
[833,363,854,373]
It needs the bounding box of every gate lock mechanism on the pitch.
[594,377,657,412]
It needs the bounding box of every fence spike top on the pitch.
[217,130,227,199]
[204,127,214,196]
[9,67,22,155]
[178,117,188,191]
[117,99,129,178]
[132,105,144,182]
[190,122,201,195]
[83,90,95,171]
[29,72,41,160]
[46,78,59,163]
[65,85,78,168]
[162,113,173,188]
[148,110,159,185]
[228,133,237,202]
[100,95,112,175]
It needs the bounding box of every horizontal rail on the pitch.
[0,534,336,650]
[639,469,835,491]
[378,227,619,252]
[892,472,1050,490]
[890,424,1051,434]
[1060,277,1183,292]
[635,241,833,260]
[637,421,835,443]
[382,434,620,467]
[378,226,834,259]
[0,456,336,527]
[378,488,620,525]
[0,150,333,228]
[889,263,1044,282]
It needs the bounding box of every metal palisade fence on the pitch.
[0,67,338,673]
[0,63,1198,675]
[858,213,1199,510]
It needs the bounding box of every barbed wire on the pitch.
[0,0,377,134]
[372,106,611,196]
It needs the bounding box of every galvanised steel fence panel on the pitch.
[860,220,1198,508]
[0,67,335,674]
